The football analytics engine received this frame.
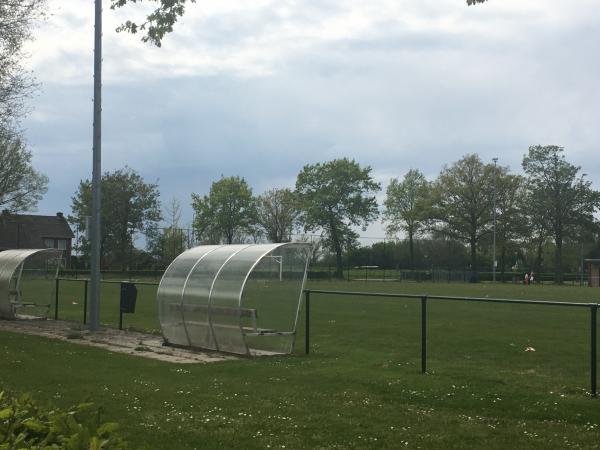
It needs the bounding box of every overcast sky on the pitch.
[22,0,600,238]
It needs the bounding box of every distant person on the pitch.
[530,272,535,285]
[524,272,529,285]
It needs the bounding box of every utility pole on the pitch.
[492,157,498,283]
[89,0,103,331]
[581,242,585,287]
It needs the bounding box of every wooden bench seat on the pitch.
[167,303,292,337]
[168,302,257,318]
[168,302,258,332]
[244,330,294,337]
[175,320,293,337]
[10,301,50,318]
[183,320,275,333]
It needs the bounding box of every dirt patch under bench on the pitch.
[0,317,236,364]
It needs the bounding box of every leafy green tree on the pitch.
[1,0,47,208]
[295,158,380,277]
[256,188,298,243]
[522,146,600,282]
[0,2,47,214]
[0,0,45,128]
[0,132,48,212]
[383,169,430,270]
[70,167,162,270]
[494,171,528,277]
[110,0,194,47]
[430,154,495,275]
[522,189,549,273]
[191,176,256,244]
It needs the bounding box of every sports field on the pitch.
[1,280,600,449]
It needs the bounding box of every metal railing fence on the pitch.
[303,289,598,397]
[54,278,159,329]
[52,279,599,396]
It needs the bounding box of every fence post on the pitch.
[119,281,124,330]
[83,279,88,325]
[421,295,427,374]
[592,304,597,397]
[305,290,310,355]
[54,278,59,320]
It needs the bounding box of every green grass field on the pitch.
[2,280,600,448]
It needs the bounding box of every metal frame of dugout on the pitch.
[0,249,63,320]
[156,243,312,356]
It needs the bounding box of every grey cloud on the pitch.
[170,0,349,50]
[22,0,600,228]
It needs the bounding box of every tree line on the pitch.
[61,147,599,283]
[2,134,598,281]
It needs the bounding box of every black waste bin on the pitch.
[119,282,137,329]
[120,282,137,312]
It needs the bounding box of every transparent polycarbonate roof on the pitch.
[0,249,62,319]
[157,243,311,356]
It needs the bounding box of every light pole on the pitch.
[581,242,584,287]
[580,174,588,287]
[492,157,498,283]
[89,0,103,331]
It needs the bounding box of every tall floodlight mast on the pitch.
[89,0,102,330]
[492,157,498,283]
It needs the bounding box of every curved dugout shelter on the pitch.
[0,249,63,320]
[157,243,311,356]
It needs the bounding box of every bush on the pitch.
[0,390,128,449]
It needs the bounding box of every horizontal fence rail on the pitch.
[54,278,159,327]
[303,289,599,398]
[56,277,159,287]
[306,268,589,284]
[57,268,590,285]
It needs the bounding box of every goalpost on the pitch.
[264,255,283,281]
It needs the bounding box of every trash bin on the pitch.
[120,282,137,313]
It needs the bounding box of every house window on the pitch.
[44,238,55,248]
[57,239,67,250]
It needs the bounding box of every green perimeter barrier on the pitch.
[52,279,599,396]
[307,267,589,284]
[303,289,598,398]
[54,278,159,330]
